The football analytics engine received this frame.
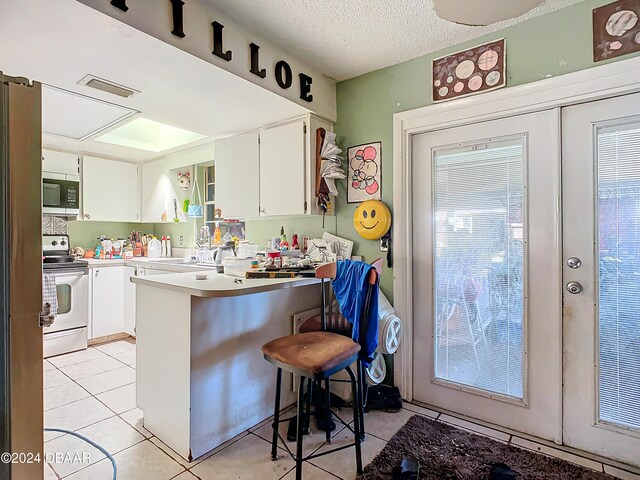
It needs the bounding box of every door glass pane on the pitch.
[56,283,71,315]
[433,137,525,398]
[597,121,640,430]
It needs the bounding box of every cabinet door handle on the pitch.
[95,270,99,277]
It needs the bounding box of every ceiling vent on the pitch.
[77,74,140,98]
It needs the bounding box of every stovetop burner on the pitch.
[43,255,77,264]
[42,234,88,273]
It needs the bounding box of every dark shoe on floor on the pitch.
[489,463,517,480]
[366,384,403,412]
[286,415,311,441]
[314,406,336,433]
[392,456,420,480]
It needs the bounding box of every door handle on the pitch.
[566,281,583,294]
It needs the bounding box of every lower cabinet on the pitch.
[90,266,125,339]
[123,266,137,337]
[89,264,176,340]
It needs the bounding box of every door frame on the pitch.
[392,55,640,403]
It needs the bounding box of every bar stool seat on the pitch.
[263,331,361,377]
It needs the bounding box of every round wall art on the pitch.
[432,38,506,102]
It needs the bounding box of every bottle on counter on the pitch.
[292,234,299,250]
[166,236,172,258]
[213,221,221,246]
[161,236,167,257]
[148,237,162,258]
[279,226,289,251]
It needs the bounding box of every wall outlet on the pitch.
[179,235,184,246]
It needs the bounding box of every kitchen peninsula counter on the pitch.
[132,270,320,461]
[132,269,319,297]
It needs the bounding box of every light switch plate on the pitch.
[380,237,389,252]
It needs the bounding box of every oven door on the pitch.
[42,174,80,215]
[45,270,88,333]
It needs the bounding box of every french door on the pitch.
[563,93,640,467]
[412,110,563,442]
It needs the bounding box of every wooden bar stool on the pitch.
[262,262,378,480]
[296,258,383,442]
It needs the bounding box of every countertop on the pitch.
[131,270,319,298]
[85,257,211,273]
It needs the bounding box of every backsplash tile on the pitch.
[43,216,67,235]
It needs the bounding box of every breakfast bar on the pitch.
[131,271,320,461]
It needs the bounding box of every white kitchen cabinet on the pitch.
[259,121,306,216]
[215,114,333,219]
[90,266,125,339]
[43,149,79,175]
[83,156,139,222]
[215,131,259,218]
[123,266,136,337]
[141,158,169,223]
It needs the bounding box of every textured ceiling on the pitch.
[208,0,585,81]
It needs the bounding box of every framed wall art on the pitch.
[593,0,640,62]
[348,142,381,203]
[432,38,506,102]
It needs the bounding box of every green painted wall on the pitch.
[67,221,155,249]
[245,215,337,248]
[334,0,640,301]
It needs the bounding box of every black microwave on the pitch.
[43,174,80,216]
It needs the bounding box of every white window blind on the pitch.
[597,122,640,430]
[433,137,525,399]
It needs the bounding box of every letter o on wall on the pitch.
[274,60,293,89]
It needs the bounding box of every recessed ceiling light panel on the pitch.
[42,84,139,140]
[94,118,208,152]
[78,74,140,98]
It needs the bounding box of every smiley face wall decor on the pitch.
[348,142,382,203]
[353,200,391,240]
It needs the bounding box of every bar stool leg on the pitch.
[356,360,366,440]
[324,378,332,443]
[303,378,313,434]
[295,375,306,480]
[271,368,282,460]
[346,366,363,474]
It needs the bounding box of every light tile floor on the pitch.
[43,340,640,480]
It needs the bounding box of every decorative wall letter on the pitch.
[275,60,293,89]
[110,0,128,12]
[170,0,185,38]
[212,21,232,61]
[299,73,313,102]
[249,43,267,78]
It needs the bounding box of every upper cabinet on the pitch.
[215,114,334,219]
[215,131,259,219]
[259,121,306,216]
[43,149,79,176]
[83,156,139,222]
[141,157,169,223]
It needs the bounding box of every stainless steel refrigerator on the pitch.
[1,71,44,480]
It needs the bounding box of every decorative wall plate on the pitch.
[432,38,506,102]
